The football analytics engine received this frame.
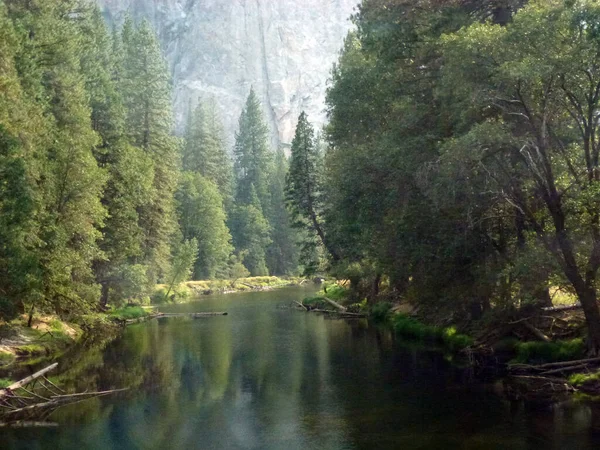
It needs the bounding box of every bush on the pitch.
[513,338,585,364]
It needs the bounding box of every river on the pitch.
[4,286,600,449]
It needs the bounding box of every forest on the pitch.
[0,0,305,327]
[4,0,600,362]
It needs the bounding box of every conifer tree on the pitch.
[79,7,154,307]
[233,88,273,212]
[266,149,299,275]
[183,99,233,202]
[286,112,339,264]
[6,0,107,318]
[177,173,233,280]
[121,19,180,285]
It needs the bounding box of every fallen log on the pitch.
[509,356,600,372]
[312,309,366,318]
[542,303,581,312]
[540,363,590,376]
[521,321,551,342]
[0,363,58,398]
[323,297,347,312]
[157,312,228,318]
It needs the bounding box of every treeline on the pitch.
[0,0,301,322]
[287,0,600,352]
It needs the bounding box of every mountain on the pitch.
[97,0,357,146]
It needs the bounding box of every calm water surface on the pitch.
[5,286,600,449]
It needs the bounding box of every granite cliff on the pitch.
[97,0,357,146]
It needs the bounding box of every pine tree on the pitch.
[121,19,180,286]
[266,149,299,275]
[6,0,107,318]
[177,173,233,279]
[233,88,273,212]
[183,99,233,202]
[286,112,339,265]
[79,7,154,307]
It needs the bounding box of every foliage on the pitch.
[177,172,233,279]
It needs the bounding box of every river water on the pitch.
[4,286,600,449]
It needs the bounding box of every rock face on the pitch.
[97,0,357,146]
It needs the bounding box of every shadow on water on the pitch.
[5,286,600,449]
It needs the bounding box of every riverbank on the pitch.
[300,282,600,401]
[0,276,308,380]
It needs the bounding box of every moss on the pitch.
[512,338,585,364]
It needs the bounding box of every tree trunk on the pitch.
[27,305,34,328]
[580,288,600,355]
[99,282,110,310]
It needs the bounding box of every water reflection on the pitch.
[5,286,600,449]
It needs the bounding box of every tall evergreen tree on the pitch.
[182,99,233,203]
[5,0,107,318]
[287,112,339,265]
[121,18,180,286]
[79,7,155,307]
[177,173,233,280]
[233,88,273,211]
[266,149,299,275]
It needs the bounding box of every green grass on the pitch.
[392,314,473,352]
[0,351,15,366]
[109,306,148,321]
[512,338,585,364]
[569,371,600,386]
[15,344,46,356]
[0,378,13,388]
